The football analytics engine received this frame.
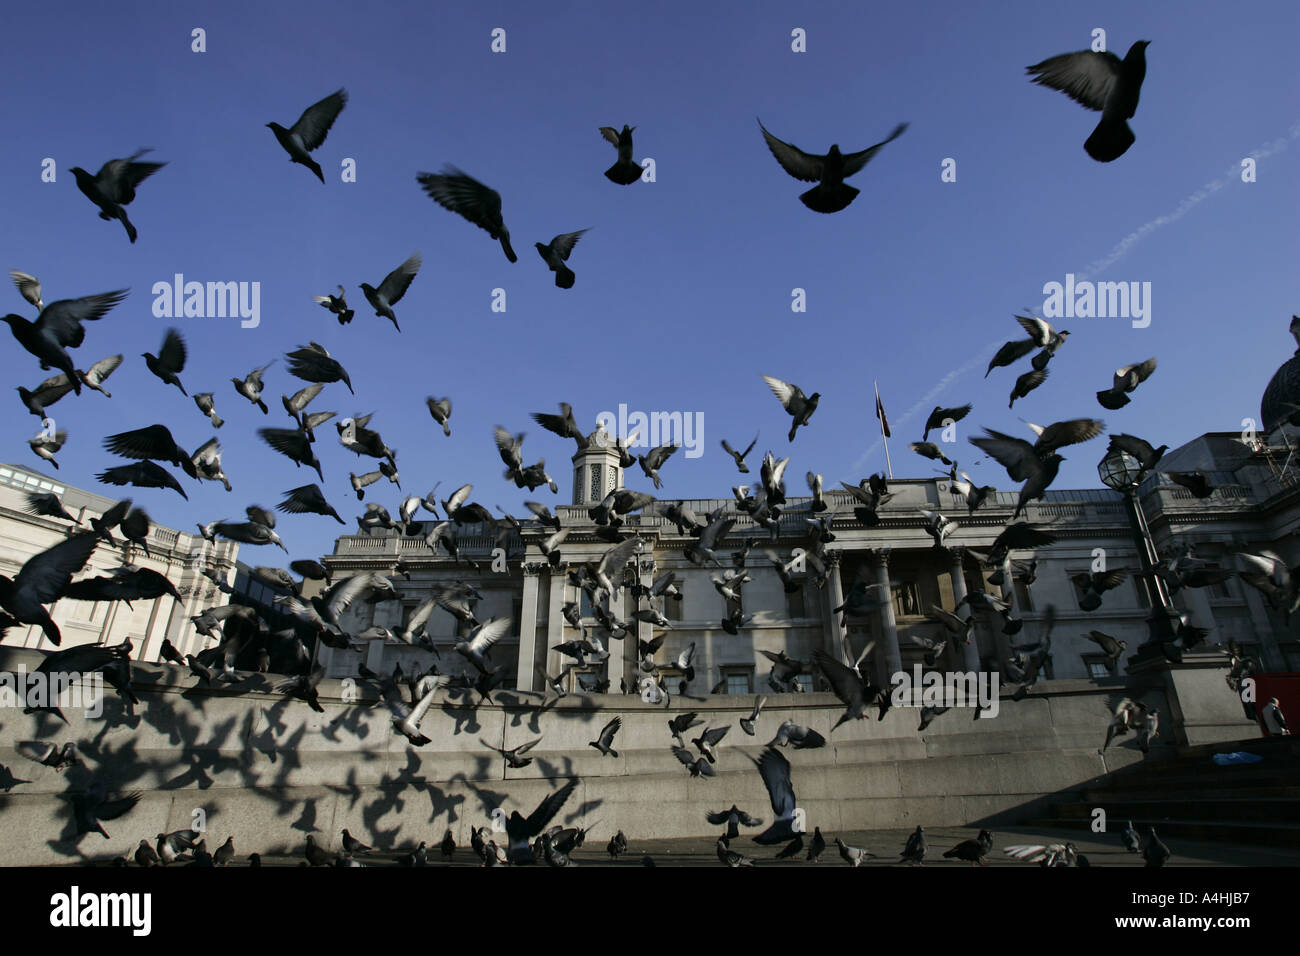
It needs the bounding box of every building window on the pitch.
[608,465,618,495]
[794,673,814,693]
[663,596,683,621]
[590,464,602,502]
[511,598,522,628]
[579,589,595,619]
[722,668,752,695]
[1083,656,1112,679]
[894,580,921,617]
[1013,580,1033,612]
[786,585,805,619]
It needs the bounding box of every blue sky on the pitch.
[1,0,1297,565]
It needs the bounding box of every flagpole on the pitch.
[875,379,894,480]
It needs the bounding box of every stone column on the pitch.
[949,547,980,672]
[544,569,566,687]
[619,558,656,693]
[824,551,849,665]
[992,555,1017,668]
[515,563,543,692]
[873,548,901,682]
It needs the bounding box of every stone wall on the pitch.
[0,647,1256,865]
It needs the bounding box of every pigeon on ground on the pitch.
[900,826,926,864]
[943,829,993,866]
[836,838,874,867]
[717,836,755,867]
[1122,820,1141,853]
[807,827,826,862]
[1142,827,1171,867]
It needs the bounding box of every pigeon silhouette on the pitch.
[758,118,907,212]
[1027,41,1150,162]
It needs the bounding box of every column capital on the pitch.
[638,558,657,575]
[948,545,966,563]
[871,546,893,566]
[824,550,843,569]
[522,561,547,576]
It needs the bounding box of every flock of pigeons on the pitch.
[0,34,1276,867]
[68,820,1179,868]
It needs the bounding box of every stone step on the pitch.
[1026,816,1300,849]
[1075,784,1300,803]
[1051,797,1300,823]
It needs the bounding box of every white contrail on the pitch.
[1079,119,1300,280]
[854,119,1300,475]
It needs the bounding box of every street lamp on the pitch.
[1097,447,1179,649]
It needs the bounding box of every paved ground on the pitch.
[79,826,1300,866]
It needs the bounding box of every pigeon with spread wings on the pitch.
[1027,41,1150,162]
[417,166,517,263]
[761,375,819,441]
[266,88,348,183]
[758,118,908,213]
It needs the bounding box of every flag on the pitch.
[875,384,891,438]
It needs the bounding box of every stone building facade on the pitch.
[319,430,1300,691]
[0,463,238,660]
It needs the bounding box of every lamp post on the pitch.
[1097,448,1179,649]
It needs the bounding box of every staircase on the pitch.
[1031,735,1300,847]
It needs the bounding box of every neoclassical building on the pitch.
[319,428,1300,691]
[0,462,239,660]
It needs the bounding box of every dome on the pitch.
[1261,350,1300,433]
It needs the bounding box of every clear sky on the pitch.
[1,0,1297,566]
